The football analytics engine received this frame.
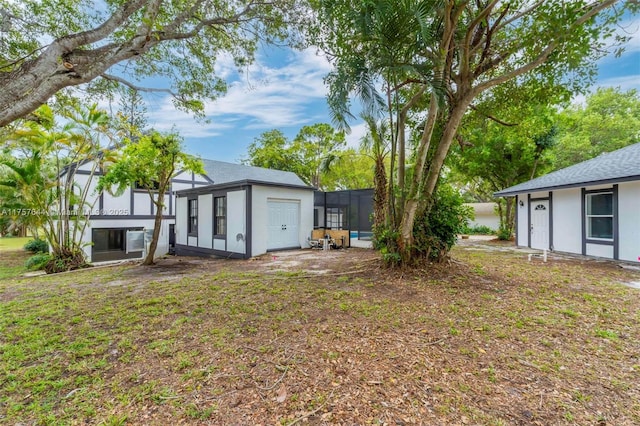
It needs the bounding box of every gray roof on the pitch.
[495,142,640,196]
[200,159,307,187]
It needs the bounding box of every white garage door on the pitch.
[267,200,300,250]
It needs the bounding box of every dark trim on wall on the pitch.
[266,245,302,252]
[129,187,134,216]
[585,239,614,246]
[530,196,549,201]
[515,195,519,246]
[98,192,104,211]
[581,188,586,255]
[89,214,175,220]
[171,179,210,185]
[175,244,248,259]
[246,185,252,257]
[527,194,531,248]
[613,184,619,260]
[72,169,100,176]
[548,192,553,251]
[192,172,195,188]
[495,174,640,197]
[169,183,173,216]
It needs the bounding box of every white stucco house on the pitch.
[495,142,640,262]
[64,158,308,262]
[464,202,500,231]
[174,167,314,259]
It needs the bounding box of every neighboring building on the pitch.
[174,167,314,259]
[464,202,500,231]
[495,143,640,262]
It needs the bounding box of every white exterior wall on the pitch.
[102,189,131,213]
[470,213,500,230]
[175,197,188,245]
[251,186,314,257]
[618,181,640,262]
[198,194,213,249]
[516,194,528,247]
[585,243,614,258]
[551,188,581,254]
[227,190,247,254]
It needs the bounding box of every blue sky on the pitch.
[141,16,640,164]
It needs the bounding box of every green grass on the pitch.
[0,247,639,425]
[0,236,31,251]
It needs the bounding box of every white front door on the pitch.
[530,200,549,250]
[267,200,300,250]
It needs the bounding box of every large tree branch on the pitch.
[0,0,286,127]
[473,0,620,96]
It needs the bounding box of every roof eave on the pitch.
[494,174,640,197]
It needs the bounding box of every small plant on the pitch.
[496,226,512,240]
[24,238,49,253]
[462,224,496,235]
[25,253,52,271]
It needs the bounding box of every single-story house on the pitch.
[464,202,500,231]
[495,142,640,262]
[174,167,314,259]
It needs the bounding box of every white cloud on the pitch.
[146,47,334,135]
[595,75,640,92]
[344,122,368,150]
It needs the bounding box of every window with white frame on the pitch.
[586,192,613,240]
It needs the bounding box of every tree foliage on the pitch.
[314,0,638,265]
[98,131,203,265]
[0,104,115,272]
[0,0,309,126]
[552,88,640,170]
[244,123,348,190]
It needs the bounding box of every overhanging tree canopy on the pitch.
[0,0,308,126]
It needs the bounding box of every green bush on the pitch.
[496,227,512,240]
[461,224,496,235]
[374,184,473,266]
[413,184,473,262]
[25,253,52,271]
[23,238,49,253]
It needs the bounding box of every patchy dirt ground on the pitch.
[1,243,639,425]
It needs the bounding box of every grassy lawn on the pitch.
[0,238,31,279]
[0,237,31,251]
[0,246,639,425]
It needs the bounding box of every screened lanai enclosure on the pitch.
[314,189,374,241]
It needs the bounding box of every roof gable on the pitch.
[495,142,640,196]
[201,159,307,187]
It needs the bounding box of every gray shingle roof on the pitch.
[495,142,640,196]
[201,159,307,187]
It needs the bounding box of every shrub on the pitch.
[25,253,52,271]
[374,184,473,266]
[24,238,49,253]
[497,227,512,241]
[462,224,496,235]
[413,184,473,262]
[44,250,89,274]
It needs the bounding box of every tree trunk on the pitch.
[373,157,387,229]
[143,191,165,265]
[397,97,471,262]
